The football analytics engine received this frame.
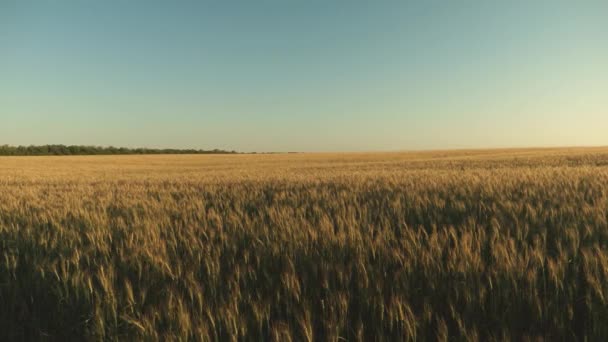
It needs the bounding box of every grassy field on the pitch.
[2,148,608,341]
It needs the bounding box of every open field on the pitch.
[2,147,608,340]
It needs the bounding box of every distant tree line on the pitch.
[0,145,237,156]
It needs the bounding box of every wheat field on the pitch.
[2,148,608,341]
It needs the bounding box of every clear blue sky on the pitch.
[2,1,607,152]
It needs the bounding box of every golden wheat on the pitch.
[1,148,608,340]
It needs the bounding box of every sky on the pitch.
[1,1,607,152]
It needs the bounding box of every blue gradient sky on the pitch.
[2,1,607,152]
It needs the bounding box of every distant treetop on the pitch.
[0,145,237,156]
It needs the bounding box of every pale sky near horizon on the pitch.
[1,1,607,152]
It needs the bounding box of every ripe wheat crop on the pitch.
[1,147,608,341]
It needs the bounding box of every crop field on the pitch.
[2,147,608,341]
